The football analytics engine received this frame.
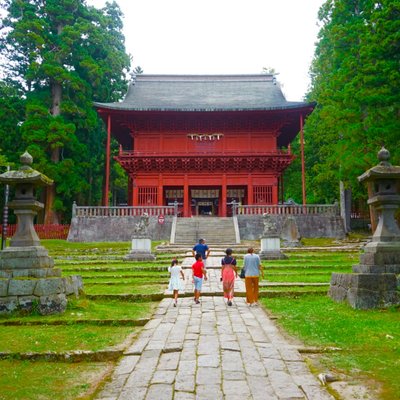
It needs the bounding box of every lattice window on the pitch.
[191,189,219,198]
[227,188,245,198]
[165,189,184,199]
[253,186,273,204]
[138,187,158,205]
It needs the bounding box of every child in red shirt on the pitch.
[192,253,207,304]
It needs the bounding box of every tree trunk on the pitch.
[44,80,62,224]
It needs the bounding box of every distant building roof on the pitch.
[94,74,311,112]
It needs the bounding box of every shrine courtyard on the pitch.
[0,238,399,400]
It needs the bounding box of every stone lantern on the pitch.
[1,151,53,250]
[329,147,399,309]
[0,151,83,315]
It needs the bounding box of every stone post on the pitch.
[329,147,399,309]
[259,213,287,260]
[72,201,77,218]
[280,216,301,247]
[339,181,351,233]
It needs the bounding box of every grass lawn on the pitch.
[0,298,157,322]
[262,274,334,283]
[84,282,166,295]
[0,360,112,400]
[0,325,137,353]
[263,295,400,400]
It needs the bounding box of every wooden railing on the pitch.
[0,224,70,239]
[118,149,291,157]
[236,204,339,216]
[73,205,176,218]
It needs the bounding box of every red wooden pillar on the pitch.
[247,175,253,205]
[127,176,133,206]
[272,181,278,204]
[300,114,306,205]
[102,114,111,206]
[158,174,163,206]
[133,180,139,206]
[133,188,139,206]
[183,175,189,217]
[221,175,227,217]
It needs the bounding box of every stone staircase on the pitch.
[173,217,237,245]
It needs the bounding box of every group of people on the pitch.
[168,238,264,307]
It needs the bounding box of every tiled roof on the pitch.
[94,74,310,111]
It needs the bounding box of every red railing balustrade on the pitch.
[0,224,70,239]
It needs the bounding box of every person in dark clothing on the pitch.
[192,238,210,268]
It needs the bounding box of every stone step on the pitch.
[156,245,258,254]
[174,217,237,245]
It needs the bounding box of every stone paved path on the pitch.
[96,255,334,400]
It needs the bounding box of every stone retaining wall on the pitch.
[67,216,174,242]
[67,214,345,242]
[237,214,346,240]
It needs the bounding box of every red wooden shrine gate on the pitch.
[95,75,314,217]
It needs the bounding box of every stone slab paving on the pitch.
[96,254,334,400]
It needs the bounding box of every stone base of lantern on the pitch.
[0,246,84,315]
[0,275,84,315]
[353,242,400,274]
[0,246,54,269]
[329,272,399,309]
[124,238,155,261]
[259,238,287,260]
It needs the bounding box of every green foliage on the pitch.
[0,81,25,168]
[304,0,400,203]
[0,0,131,220]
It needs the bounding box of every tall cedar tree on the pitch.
[0,0,130,223]
[302,0,400,204]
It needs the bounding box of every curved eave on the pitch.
[0,173,53,187]
[358,166,400,182]
[94,102,314,113]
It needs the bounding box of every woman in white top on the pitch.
[168,258,185,307]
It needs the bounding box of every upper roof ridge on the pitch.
[134,74,275,82]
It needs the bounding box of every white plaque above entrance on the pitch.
[187,133,224,141]
[191,189,219,198]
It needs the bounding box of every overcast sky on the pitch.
[88,0,325,101]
